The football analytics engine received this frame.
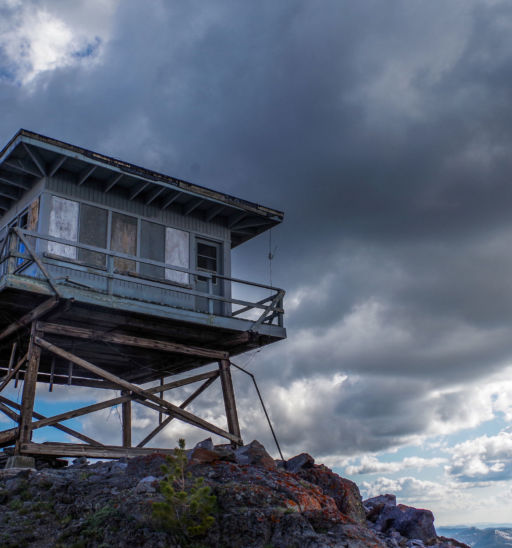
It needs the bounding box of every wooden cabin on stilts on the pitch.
[0,129,286,462]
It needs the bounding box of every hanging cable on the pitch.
[230,360,284,461]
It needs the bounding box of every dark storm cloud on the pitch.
[2,0,512,455]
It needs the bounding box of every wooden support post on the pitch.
[121,390,131,448]
[0,352,27,393]
[159,377,164,425]
[7,342,17,375]
[219,359,242,446]
[15,324,41,453]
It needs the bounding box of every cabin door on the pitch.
[195,239,223,315]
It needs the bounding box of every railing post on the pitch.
[278,294,284,328]
[208,276,214,314]
[7,229,17,275]
[107,255,113,295]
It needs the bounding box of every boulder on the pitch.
[375,503,437,544]
[188,447,221,466]
[365,493,397,522]
[194,437,214,451]
[285,452,315,473]
[297,464,367,524]
[234,440,276,468]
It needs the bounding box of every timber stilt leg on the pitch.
[219,359,242,446]
[121,390,132,448]
[15,324,41,454]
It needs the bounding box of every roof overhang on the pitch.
[0,129,284,247]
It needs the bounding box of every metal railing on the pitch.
[0,228,285,329]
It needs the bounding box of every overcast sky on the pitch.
[2,0,512,526]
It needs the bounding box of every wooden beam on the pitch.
[48,155,67,177]
[77,165,96,186]
[183,198,203,216]
[129,182,150,200]
[121,390,131,448]
[0,186,19,200]
[146,186,165,205]
[0,352,27,393]
[15,229,62,296]
[37,322,228,360]
[16,326,41,451]
[0,396,102,446]
[7,341,17,375]
[205,204,225,222]
[137,374,218,448]
[0,428,17,447]
[0,402,19,422]
[0,367,117,390]
[0,298,58,342]
[219,359,242,445]
[3,160,40,180]
[105,173,123,193]
[20,441,177,459]
[162,190,180,209]
[22,143,46,176]
[35,338,241,443]
[27,369,220,432]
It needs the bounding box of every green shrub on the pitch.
[152,439,216,543]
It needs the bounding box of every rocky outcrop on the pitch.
[0,440,469,548]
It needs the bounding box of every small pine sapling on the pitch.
[152,439,216,542]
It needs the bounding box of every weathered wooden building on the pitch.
[0,129,285,460]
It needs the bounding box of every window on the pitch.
[110,212,137,273]
[196,241,218,282]
[48,196,78,258]
[78,204,107,267]
[140,220,165,278]
[165,227,189,284]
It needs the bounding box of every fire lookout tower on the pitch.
[0,129,286,460]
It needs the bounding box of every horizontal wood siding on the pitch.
[46,176,229,241]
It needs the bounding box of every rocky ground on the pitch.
[0,440,469,548]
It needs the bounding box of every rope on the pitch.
[230,360,284,461]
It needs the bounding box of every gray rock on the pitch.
[375,503,437,544]
[195,437,214,451]
[135,475,159,494]
[286,452,315,473]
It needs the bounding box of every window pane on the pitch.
[78,204,107,267]
[48,196,78,259]
[140,220,165,278]
[111,212,137,272]
[197,243,217,259]
[165,228,189,284]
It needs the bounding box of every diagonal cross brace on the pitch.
[34,338,241,444]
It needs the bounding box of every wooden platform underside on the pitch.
[0,287,283,385]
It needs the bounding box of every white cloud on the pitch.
[0,0,119,84]
[344,455,447,476]
[361,476,453,503]
[446,430,512,482]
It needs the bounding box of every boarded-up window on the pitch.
[48,196,78,259]
[111,212,137,272]
[140,220,165,278]
[165,227,189,284]
[78,204,107,267]
[28,198,39,231]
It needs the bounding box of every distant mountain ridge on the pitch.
[438,526,512,548]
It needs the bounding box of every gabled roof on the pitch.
[0,129,283,247]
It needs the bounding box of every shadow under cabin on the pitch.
[0,129,286,460]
